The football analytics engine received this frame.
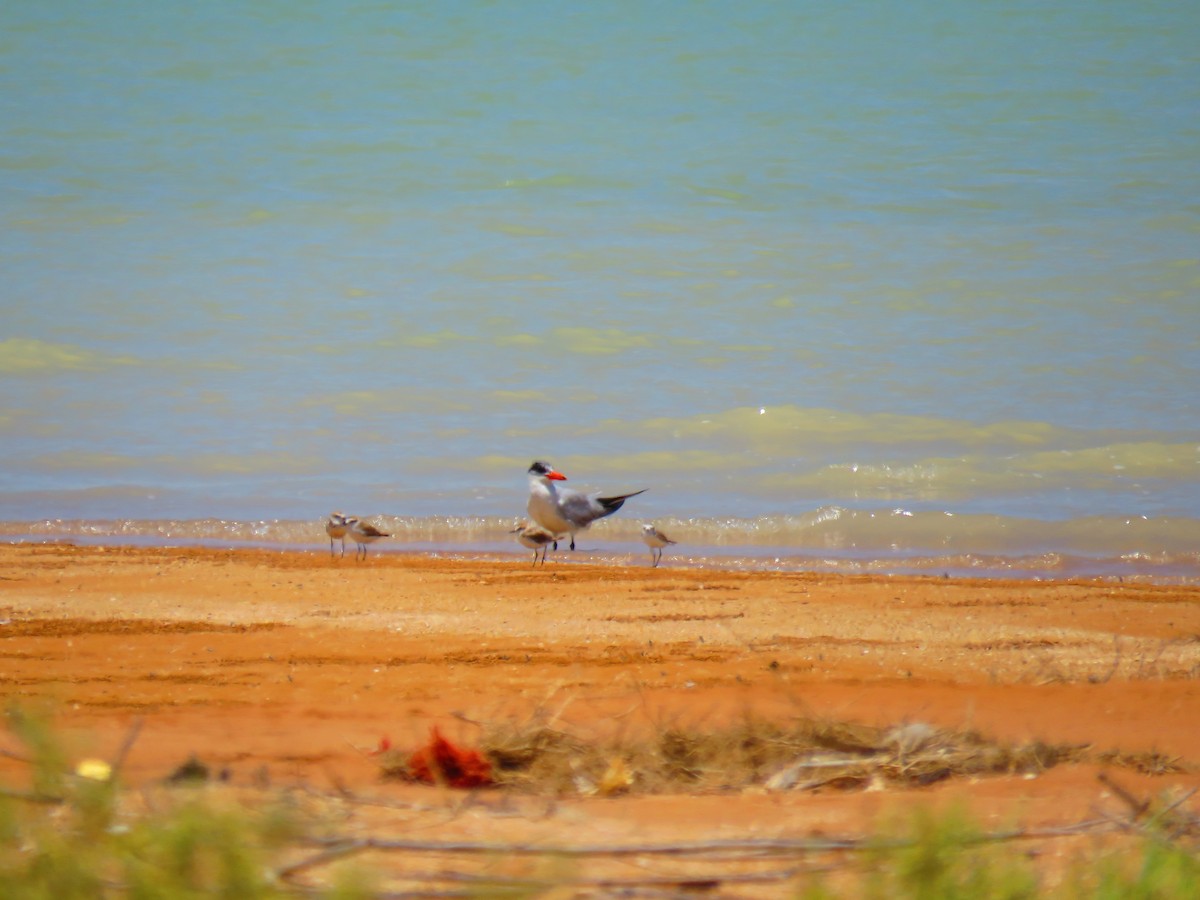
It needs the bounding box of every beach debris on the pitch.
[379,727,494,788]
[594,757,635,796]
[166,754,211,784]
[74,758,113,781]
[573,755,636,796]
[883,721,939,756]
[371,735,393,755]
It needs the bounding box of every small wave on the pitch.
[3,512,1199,582]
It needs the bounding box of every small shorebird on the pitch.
[641,523,677,567]
[345,516,391,560]
[526,460,645,551]
[509,522,557,566]
[325,512,350,558]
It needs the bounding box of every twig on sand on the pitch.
[0,747,33,765]
[110,716,144,778]
[274,820,1120,891]
[1098,770,1151,819]
[1096,770,1200,844]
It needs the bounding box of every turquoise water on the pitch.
[2,2,1198,577]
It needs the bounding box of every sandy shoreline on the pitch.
[2,542,1198,882]
[7,517,1200,584]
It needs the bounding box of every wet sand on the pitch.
[1,543,1198,887]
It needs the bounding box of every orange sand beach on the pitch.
[1,542,1198,888]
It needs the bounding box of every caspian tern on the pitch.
[640,523,677,567]
[526,460,645,551]
[325,512,350,558]
[509,521,556,566]
[345,516,391,560]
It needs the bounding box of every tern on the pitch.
[325,512,350,558]
[345,516,391,560]
[526,460,645,551]
[640,523,677,567]
[509,522,556,566]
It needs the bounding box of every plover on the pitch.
[640,523,677,567]
[345,516,391,560]
[509,522,557,566]
[325,512,350,558]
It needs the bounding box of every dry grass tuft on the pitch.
[482,724,592,794]
[467,712,1097,796]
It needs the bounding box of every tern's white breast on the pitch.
[527,481,570,534]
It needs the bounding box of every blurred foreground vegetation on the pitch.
[2,707,1196,898]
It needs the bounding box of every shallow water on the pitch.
[2,2,1198,579]
[3,513,1198,583]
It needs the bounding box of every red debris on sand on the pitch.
[407,726,493,788]
[370,735,393,755]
